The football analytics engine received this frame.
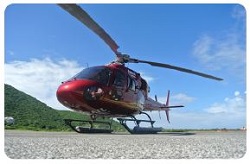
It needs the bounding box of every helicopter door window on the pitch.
[113,71,126,87]
[128,76,136,91]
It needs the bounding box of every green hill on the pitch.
[4,84,125,132]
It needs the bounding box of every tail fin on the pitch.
[165,90,170,123]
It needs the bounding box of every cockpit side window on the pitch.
[113,70,126,87]
[94,68,112,85]
[71,66,112,86]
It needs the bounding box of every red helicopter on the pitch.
[56,4,223,134]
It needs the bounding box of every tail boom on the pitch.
[143,90,184,123]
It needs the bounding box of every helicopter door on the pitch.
[125,76,138,102]
[111,70,126,101]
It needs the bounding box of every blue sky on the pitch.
[4,4,246,129]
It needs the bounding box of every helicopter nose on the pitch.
[57,83,72,97]
[56,83,76,106]
[56,82,83,108]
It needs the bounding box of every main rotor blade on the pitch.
[131,58,223,81]
[58,4,120,55]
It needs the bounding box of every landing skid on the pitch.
[117,112,162,134]
[64,119,113,133]
[64,112,162,134]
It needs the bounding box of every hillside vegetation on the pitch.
[4,84,125,132]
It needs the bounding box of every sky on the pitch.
[3,3,246,129]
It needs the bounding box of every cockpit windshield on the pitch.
[71,66,112,85]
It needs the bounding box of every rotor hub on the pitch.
[115,53,130,63]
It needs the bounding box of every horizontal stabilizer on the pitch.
[160,105,184,109]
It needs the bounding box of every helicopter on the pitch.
[56,4,223,134]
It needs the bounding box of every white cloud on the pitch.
[148,91,246,129]
[139,72,154,83]
[5,58,83,110]
[192,5,246,78]
[171,93,195,104]
[171,91,246,129]
[168,111,245,129]
[157,93,195,105]
[204,91,246,114]
[192,34,245,71]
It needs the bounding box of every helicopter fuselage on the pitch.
[56,62,162,118]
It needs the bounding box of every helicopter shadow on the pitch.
[112,132,196,136]
[158,132,196,136]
